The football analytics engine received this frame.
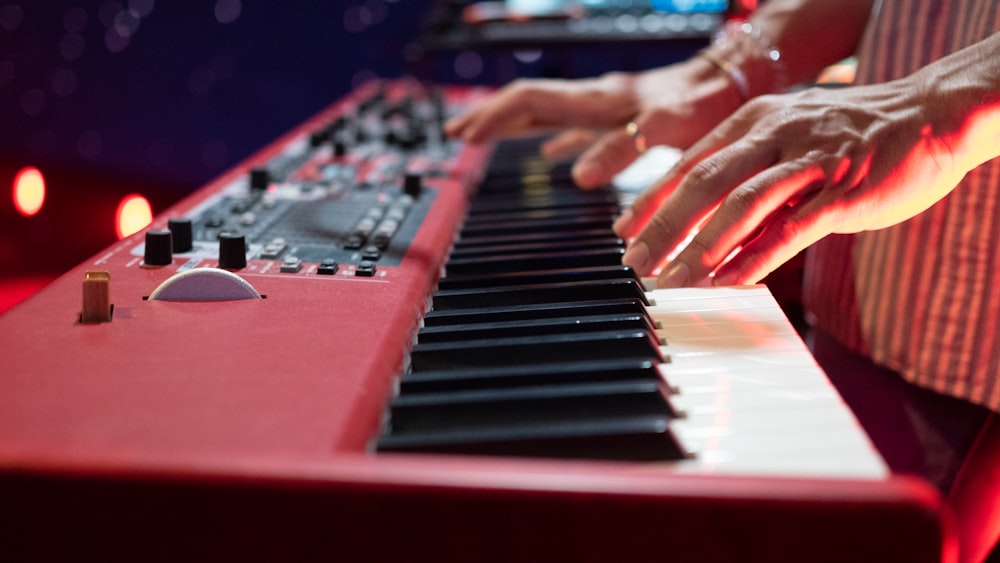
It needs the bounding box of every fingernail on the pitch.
[712,271,733,286]
[572,159,602,188]
[612,209,633,236]
[659,262,690,288]
[622,241,650,273]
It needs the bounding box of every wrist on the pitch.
[911,49,1000,174]
[683,55,748,111]
[698,20,789,100]
[941,89,1000,174]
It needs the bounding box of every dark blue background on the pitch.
[1,1,439,191]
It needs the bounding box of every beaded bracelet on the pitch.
[698,19,789,101]
[716,20,783,67]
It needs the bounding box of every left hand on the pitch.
[613,74,967,287]
[445,60,744,189]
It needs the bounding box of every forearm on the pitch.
[749,0,876,84]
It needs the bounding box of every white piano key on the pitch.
[642,286,888,479]
[663,368,835,393]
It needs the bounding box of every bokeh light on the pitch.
[12,166,46,217]
[115,194,152,239]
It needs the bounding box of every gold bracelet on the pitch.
[698,51,750,102]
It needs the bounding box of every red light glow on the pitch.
[12,167,46,217]
[115,194,153,239]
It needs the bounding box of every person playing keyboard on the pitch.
[445,1,1000,561]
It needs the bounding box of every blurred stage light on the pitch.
[13,166,46,217]
[115,194,152,239]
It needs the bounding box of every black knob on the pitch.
[143,229,173,266]
[309,129,329,147]
[396,124,424,150]
[167,218,193,253]
[431,88,445,118]
[218,233,247,269]
[403,173,422,198]
[333,141,347,157]
[249,167,271,191]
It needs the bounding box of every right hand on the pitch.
[444,58,745,189]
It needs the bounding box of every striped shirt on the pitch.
[803,0,1000,410]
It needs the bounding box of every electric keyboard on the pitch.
[0,81,951,563]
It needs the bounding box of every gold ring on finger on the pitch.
[626,121,648,155]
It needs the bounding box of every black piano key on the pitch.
[431,278,649,310]
[444,248,625,277]
[398,358,662,394]
[474,179,576,197]
[375,137,681,463]
[483,135,552,152]
[467,191,619,215]
[416,313,660,344]
[421,298,654,327]
[482,137,559,157]
[450,228,617,249]
[408,329,663,371]
[458,214,615,238]
[446,238,624,261]
[376,415,686,462]
[475,178,574,196]
[476,164,575,188]
[477,152,559,172]
[387,379,679,433]
[463,204,620,225]
[437,265,639,291]
[474,168,596,186]
[469,186,614,206]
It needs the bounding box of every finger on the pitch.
[655,159,824,287]
[444,94,506,139]
[572,125,643,189]
[623,137,779,278]
[458,104,538,144]
[540,129,600,160]
[612,161,684,240]
[445,82,557,143]
[443,110,474,139]
[712,189,837,286]
[612,113,760,239]
[452,79,635,144]
[571,108,688,190]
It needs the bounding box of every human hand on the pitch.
[613,74,968,288]
[445,60,743,189]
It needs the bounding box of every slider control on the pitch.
[403,173,422,198]
[80,271,112,323]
